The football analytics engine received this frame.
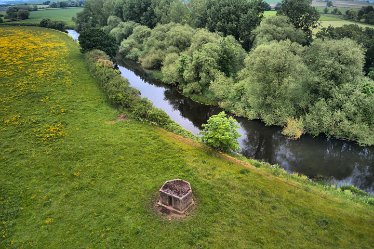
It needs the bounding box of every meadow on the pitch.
[2,7,82,27]
[0,26,373,248]
[263,10,374,30]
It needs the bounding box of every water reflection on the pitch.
[117,60,374,194]
[66,29,79,41]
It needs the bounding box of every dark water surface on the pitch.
[117,61,374,194]
[66,30,373,194]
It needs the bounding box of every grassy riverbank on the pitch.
[1,26,373,248]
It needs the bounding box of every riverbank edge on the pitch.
[122,57,374,147]
[84,48,374,202]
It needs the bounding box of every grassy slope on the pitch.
[3,7,82,26]
[0,26,373,248]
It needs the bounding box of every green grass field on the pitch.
[1,26,373,248]
[263,11,374,30]
[4,7,82,27]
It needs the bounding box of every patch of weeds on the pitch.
[0,187,21,248]
[3,114,21,126]
[35,123,66,141]
[252,161,262,168]
[316,218,330,230]
[271,164,286,176]
[340,185,369,197]
[239,169,250,175]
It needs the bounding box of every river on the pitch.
[67,30,374,194]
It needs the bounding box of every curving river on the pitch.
[67,30,374,194]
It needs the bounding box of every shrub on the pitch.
[39,19,66,31]
[79,28,118,58]
[340,185,368,197]
[17,9,30,20]
[200,111,240,152]
[282,118,304,139]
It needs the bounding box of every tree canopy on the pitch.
[79,28,118,58]
[277,0,320,42]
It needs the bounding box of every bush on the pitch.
[282,118,304,139]
[340,185,368,197]
[39,18,66,31]
[200,111,240,152]
[79,28,118,58]
[17,9,30,20]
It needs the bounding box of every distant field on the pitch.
[4,7,82,27]
[264,10,277,17]
[265,0,280,4]
[319,19,374,29]
[263,11,374,30]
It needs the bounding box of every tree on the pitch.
[190,0,266,50]
[251,16,306,46]
[122,0,157,27]
[17,9,30,20]
[316,25,374,74]
[237,40,310,125]
[200,111,240,152]
[277,0,320,42]
[119,25,152,60]
[6,7,19,20]
[75,0,112,31]
[304,38,365,91]
[109,21,139,44]
[79,28,118,58]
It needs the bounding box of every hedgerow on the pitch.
[84,49,193,138]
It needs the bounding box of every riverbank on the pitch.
[1,26,373,248]
[117,58,374,194]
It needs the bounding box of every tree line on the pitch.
[76,0,374,145]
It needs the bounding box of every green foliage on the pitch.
[109,21,139,44]
[79,28,118,58]
[153,0,190,24]
[340,185,369,197]
[6,7,30,20]
[107,15,122,29]
[316,25,374,74]
[39,18,66,31]
[277,0,320,42]
[200,111,240,152]
[139,23,194,69]
[161,29,245,98]
[122,0,156,27]
[304,38,364,89]
[344,6,374,25]
[85,49,192,137]
[119,25,151,60]
[252,15,306,46]
[191,0,266,49]
[75,0,111,31]
[282,118,304,139]
[238,40,309,125]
